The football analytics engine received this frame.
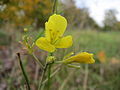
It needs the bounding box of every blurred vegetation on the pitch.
[59,30,120,90]
[62,0,120,31]
[103,9,120,31]
[68,30,120,59]
[0,0,120,30]
[0,30,120,90]
[0,30,11,45]
[0,0,53,28]
[0,0,120,90]
[62,0,99,30]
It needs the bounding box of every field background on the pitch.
[0,0,120,90]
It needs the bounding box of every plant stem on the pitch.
[52,0,58,14]
[34,64,39,84]
[17,53,31,90]
[83,64,89,90]
[47,52,54,90]
[38,63,48,90]
[32,53,44,69]
[42,65,61,85]
[47,64,52,90]
[59,70,75,90]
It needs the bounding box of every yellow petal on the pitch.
[54,35,73,48]
[45,22,53,42]
[35,37,55,52]
[63,52,95,64]
[45,14,67,42]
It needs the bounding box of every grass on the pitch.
[67,30,120,59]
[1,29,120,90]
[53,30,120,90]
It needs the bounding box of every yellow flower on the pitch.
[24,28,28,32]
[35,14,73,52]
[62,52,95,64]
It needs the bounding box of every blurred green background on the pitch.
[0,0,120,90]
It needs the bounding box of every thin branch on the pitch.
[59,70,75,90]
[17,53,31,90]
[47,64,52,90]
[52,0,58,14]
[42,65,61,85]
[38,63,48,90]
[83,64,89,90]
[34,64,39,84]
[32,53,44,69]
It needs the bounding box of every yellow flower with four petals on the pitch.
[36,14,73,52]
[35,14,95,64]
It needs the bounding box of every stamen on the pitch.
[49,29,53,42]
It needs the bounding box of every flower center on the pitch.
[49,29,61,44]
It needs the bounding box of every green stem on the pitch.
[32,53,44,69]
[17,53,31,90]
[42,65,61,85]
[52,0,58,14]
[38,63,48,90]
[47,52,53,90]
[47,64,52,90]
[83,64,89,90]
[59,70,75,90]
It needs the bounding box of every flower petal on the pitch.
[54,35,73,48]
[63,52,95,64]
[35,37,55,52]
[45,14,67,42]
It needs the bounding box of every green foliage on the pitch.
[103,9,120,31]
[0,29,120,90]
[54,30,120,90]
[0,0,53,28]
[68,30,120,58]
[0,30,10,45]
[62,0,99,30]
